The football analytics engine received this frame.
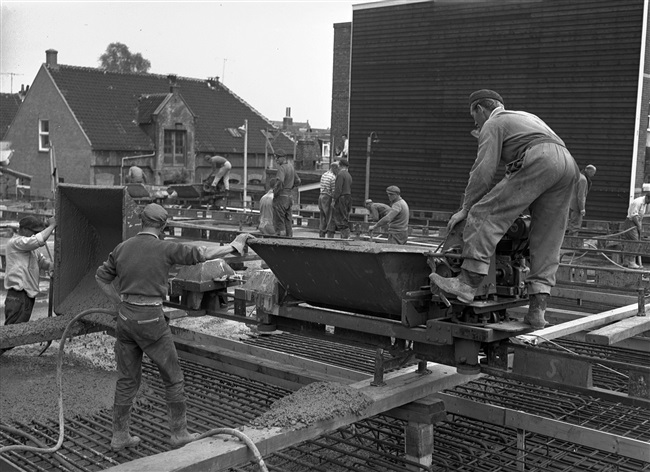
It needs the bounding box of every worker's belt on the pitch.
[524,137,566,154]
[121,294,163,306]
[506,137,567,177]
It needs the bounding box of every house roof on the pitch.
[45,65,294,153]
[0,93,22,140]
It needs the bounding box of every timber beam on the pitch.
[105,365,478,472]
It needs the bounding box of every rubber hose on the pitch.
[198,428,268,472]
[0,308,117,455]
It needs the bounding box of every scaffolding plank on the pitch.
[516,302,646,345]
[434,393,650,462]
[585,316,650,346]
[104,365,478,472]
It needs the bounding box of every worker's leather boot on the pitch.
[168,401,200,448]
[111,404,141,451]
[524,293,549,329]
[429,269,483,304]
[341,228,351,239]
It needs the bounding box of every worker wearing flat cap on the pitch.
[327,159,353,238]
[369,186,410,245]
[272,149,301,237]
[429,89,579,329]
[95,203,255,451]
[1,215,57,356]
[567,164,597,236]
[364,199,391,226]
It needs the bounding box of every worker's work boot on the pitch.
[524,293,549,329]
[168,401,200,448]
[111,404,141,451]
[429,269,483,304]
[340,228,351,239]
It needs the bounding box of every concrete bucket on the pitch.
[53,184,141,316]
[248,238,433,318]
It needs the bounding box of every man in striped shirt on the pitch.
[318,162,339,237]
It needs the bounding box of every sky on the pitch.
[0,0,379,129]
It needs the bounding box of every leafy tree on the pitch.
[99,42,151,73]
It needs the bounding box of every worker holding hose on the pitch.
[95,203,255,451]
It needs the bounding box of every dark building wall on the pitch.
[4,66,93,198]
[330,22,352,161]
[348,0,647,220]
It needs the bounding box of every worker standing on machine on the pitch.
[272,150,301,237]
[95,203,255,451]
[205,155,232,191]
[429,89,579,329]
[369,186,410,245]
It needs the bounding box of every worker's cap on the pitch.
[364,199,373,205]
[19,216,46,233]
[140,203,168,224]
[469,89,504,107]
[585,165,597,172]
[386,185,401,195]
[338,159,349,167]
[274,149,286,158]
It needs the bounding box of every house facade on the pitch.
[4,49,294,199]
[331,0,649,220]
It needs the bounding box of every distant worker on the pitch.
[205,155,232,191]
[567,164,597,236]
[429,89,579,329]
[621,193,649,269]
[369,186,410,244]
[341,134,349,158]
[1,215,57,356]
[258,178,276,235]
[272,150,301,237]
[364,199,391,224]
[95,203,255,450]
[127,165,146,184]
[327,159,352,239]
[318,162,339,238]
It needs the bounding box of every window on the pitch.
[39,120,50,151]
[164,130,186,165]
[226,128,243,138]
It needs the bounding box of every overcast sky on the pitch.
[1,1,378,129]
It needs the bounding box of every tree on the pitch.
[98,42,151,73]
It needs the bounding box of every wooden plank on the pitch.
[516,303,647,345]
[550,286,637,305]
[585,317,650,346]
[434,393,650,462]
[105,366,479,472]
[0,312,113,349]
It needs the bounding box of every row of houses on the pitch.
[0,50,332,204]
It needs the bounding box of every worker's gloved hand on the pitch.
[230,233,256,255]
[447,209,468,232]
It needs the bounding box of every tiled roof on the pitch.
[46,65,294,153]
[0,93,22,140]
[137,94,168,124]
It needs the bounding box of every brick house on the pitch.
[3,49,295,199]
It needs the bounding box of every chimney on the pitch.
[168,74,178,93]
[45,49,58,68]
[283,107,293,129]
[206,77,220,89]
[18,84,27,101]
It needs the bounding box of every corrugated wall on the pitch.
[348,0,646,220]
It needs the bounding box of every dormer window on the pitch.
[164,129,186,165]
[39,119,50,151]
[226,128,243,138]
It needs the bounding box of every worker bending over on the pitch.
[369,186,410,244]
[430,89,579,329]
[205,155,232,191]
[96,203,255,450]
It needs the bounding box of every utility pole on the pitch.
[222,58,228,84]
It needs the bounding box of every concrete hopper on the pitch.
[53,184,141,316]
[248,239,432,318]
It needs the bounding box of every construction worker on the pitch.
[318,162,339,237]
[327,159,353,239]
[364,199,391,223]
[430,89,579,329]
[567,164,596,236]
[95,203,255,451]
[621,193,649,269]
[126,165,146,184]
[272,150,301,237]
[369,186,410,244]
[1,215,56,356]
[258,178,276,235]
[205,155,232,191]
